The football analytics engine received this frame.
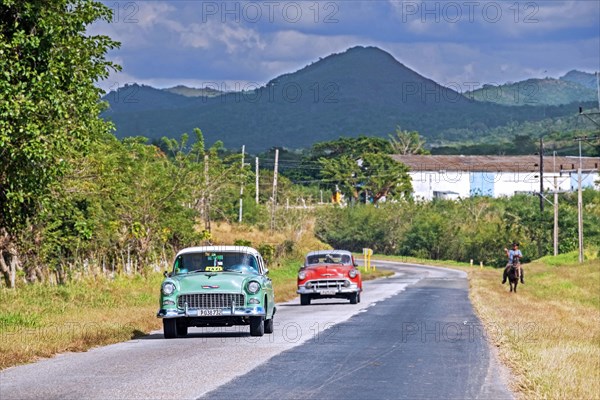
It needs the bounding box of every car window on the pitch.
[307,254,348,264]
[175,252,259,274]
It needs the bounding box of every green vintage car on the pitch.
[157,246,276,338]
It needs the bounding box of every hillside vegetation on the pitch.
[101,47,599,153]
[465,77,597,106]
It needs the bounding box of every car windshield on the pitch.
[306,253,351,265]
[174,252,259,274]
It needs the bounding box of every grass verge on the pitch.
[0,274,163,370]
[375,252,600,399]
[0,258,392,370]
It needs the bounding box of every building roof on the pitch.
[391,155,600,173]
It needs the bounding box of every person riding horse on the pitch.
[503,242,524,284]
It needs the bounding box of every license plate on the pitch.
[197,309,222,316]
[320,289,337,295]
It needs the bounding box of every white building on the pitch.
[391,155,600,201]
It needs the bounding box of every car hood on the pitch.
[304,265,349,278]
[172,272,256,292]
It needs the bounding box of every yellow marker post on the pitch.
[363,248,373,271]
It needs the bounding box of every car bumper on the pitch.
[297,285,360,295]
[157,306,266,319]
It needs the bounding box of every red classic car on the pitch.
[297,250,362,305]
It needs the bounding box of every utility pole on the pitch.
[270,149,279,231]
[553,176,558,256]
[204,154,211,233]
[238,145,245,223]
[574,98,600,263]
[577,167,584,263]
[539,138,544,212]
[255,157,259,204]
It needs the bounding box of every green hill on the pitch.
[560,70,598,90]
[101,46,594,152]
[465,78,597,106]
[163,85,224,98]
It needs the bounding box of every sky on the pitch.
[91,0,600,93]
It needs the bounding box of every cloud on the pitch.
[178,21,265,54]
[386,0,599,40]
[91,0,598,92]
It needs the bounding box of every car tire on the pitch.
[357,292,361,303]
[349,292,358,304]
[264,317,274,334]
[163,319,178,339]
[177,320,188,337]
[300,294,311,305]
[250,316,265,337]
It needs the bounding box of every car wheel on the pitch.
[357,292,361,303]
[163,319,177,339]
[300,294,311,305]
[349,292,358,304]
[264,317,274,334]
[250,316,265,337]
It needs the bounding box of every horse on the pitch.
[507,262,520,293]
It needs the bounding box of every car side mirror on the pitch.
[163,270,171,278]
[264,268,269,275]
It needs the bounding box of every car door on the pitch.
[258,255,274,316]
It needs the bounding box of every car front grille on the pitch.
[178,293,245,309]
[308,280,348,289]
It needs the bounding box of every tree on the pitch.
[0,0,119,287]
[320,153,412,204]
[360,153,412,202]
[388,127,430,155]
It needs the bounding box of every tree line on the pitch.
[315,191,600,266]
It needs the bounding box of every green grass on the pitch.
[536,247,598,266]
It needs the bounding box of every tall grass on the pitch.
[0,274,164,370]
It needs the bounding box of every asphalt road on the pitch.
[0,261,512,400]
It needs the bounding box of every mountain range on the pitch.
[101,46,598,153]
[465,71,598,106]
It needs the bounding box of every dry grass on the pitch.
[0,221,392,370]
[0,274,163,370]
[465,256,600,399]
[375,252,600,399]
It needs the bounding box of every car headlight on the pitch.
[298,271,306,280]
[162,282,176,296]
[349,269,358,278]
[247,281,261,294]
